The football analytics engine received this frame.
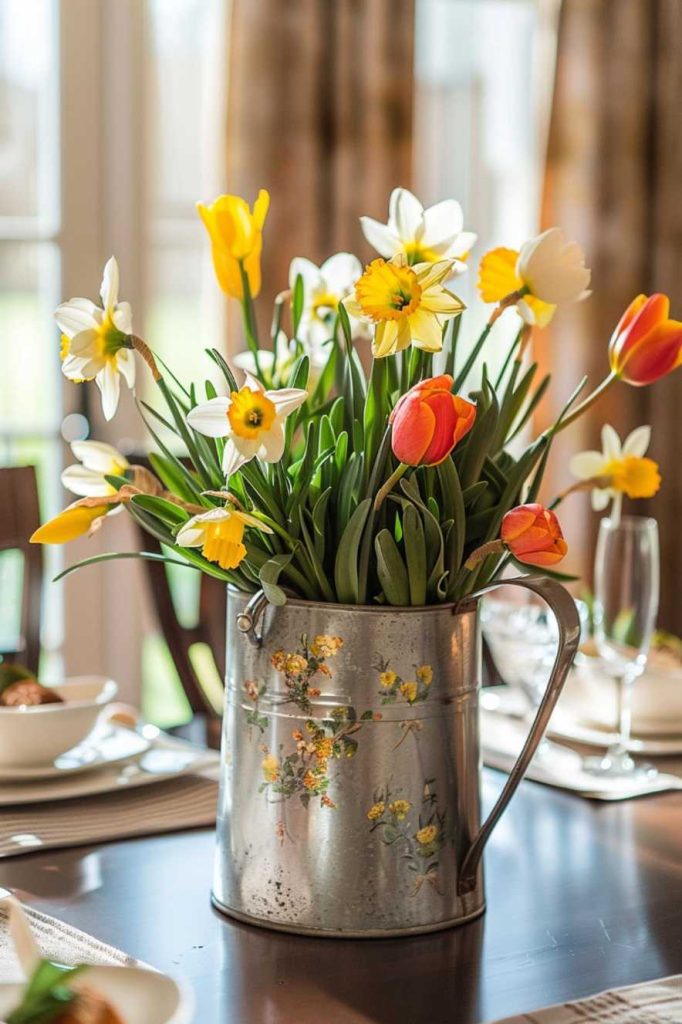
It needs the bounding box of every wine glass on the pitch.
[584,516,659,778]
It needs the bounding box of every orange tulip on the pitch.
[501,503,567,567]
[389,374,476,467]
[609,293,682,386]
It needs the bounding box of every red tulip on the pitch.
[609,293,682,386]
[390,374,476,467]
[501,503,567,567]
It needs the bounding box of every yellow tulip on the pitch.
[30,504,108,544]
[197,190,270,299]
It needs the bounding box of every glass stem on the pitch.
[614,669,635,754]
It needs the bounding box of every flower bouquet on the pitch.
[31,187,682,937]
[33,187,679,606]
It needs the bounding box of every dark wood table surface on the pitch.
[2,769,681,1024]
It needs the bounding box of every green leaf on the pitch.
[334,497,371,603]
[437,458,465,572]
[149,452,198,504]
[509,559,580,583]
[130,494,190,528]
[206,348,239,392]
[375,529,410,606]
[453,320,493,391]
[53,550,201,583]
[292,272,305,335]
[402,503,426,605]
[259,552,294,605]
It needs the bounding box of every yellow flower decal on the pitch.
[309,634,344,658]
[399,681,418,703]
[415,824,438,846]
[416,665,433,686]
[197,189,270,299]
[389,800,411,821]
[261,753,280,783]
[367,802,386,821]
[379,670,397,689]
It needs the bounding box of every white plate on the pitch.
[0,731,220,805]
[482,686,682,756]
[0,724,150,781]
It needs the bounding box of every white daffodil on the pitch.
[187,372,308,477]
[569,424,660,511]
[516,228,591,306]
[289,253,368,348]
[56,257,136,421]
[360,187,476,272]
[176,506,273,571]
[61,440,130,498]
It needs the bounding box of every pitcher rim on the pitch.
[227,584,479,617]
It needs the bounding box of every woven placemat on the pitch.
[0,897,138,983]
[489,974,682,1023]
[0,775,218,859]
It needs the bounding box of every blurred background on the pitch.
[1,0,680,727]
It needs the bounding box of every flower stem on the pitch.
[238,260,263,379]
[130,335,161,381]
[546,371,618,437]
[464,539,505,571]
[374,462,408,512]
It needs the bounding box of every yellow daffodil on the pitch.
[569,424,661,512]
[344,254,465,358]
[197,190,269,299]
[56,257,136,420]
[360,187,476,270]
[187,372,307,477]
[61,440,129,497]
[289,253,369,348]
[478,227,591,326]
[176,506,273,571]
[30,503,110,544]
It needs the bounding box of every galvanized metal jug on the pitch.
[213,577,580,937]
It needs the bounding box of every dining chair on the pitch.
[0,466,43,675]
[130,458,225,746]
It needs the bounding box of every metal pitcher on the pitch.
[213,577,580,937]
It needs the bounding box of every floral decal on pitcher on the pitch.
[271,633,344,711]
[376,658,433,705]
[367,778,449,895]
[258,706,371,809]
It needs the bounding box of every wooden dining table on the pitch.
[2,767,681,1024]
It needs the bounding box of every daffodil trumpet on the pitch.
[42,188,676,607]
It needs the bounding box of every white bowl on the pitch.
[0,675,118,768]
[0,965,192,1024]
[564,653,682,736]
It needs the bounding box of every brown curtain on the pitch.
[538,0,682,630]
[225,0,415,336]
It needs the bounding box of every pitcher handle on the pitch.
[457,574,581,895]
[236,590,269,647]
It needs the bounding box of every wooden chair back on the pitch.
[0,466,43,674]
[130,456,225,739]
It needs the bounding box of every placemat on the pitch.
[0,896,138,983]
[0,774,218,859]
[488,973,682,1023]
[482,710,682,801]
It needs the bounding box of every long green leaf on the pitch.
[334,497,371,603]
